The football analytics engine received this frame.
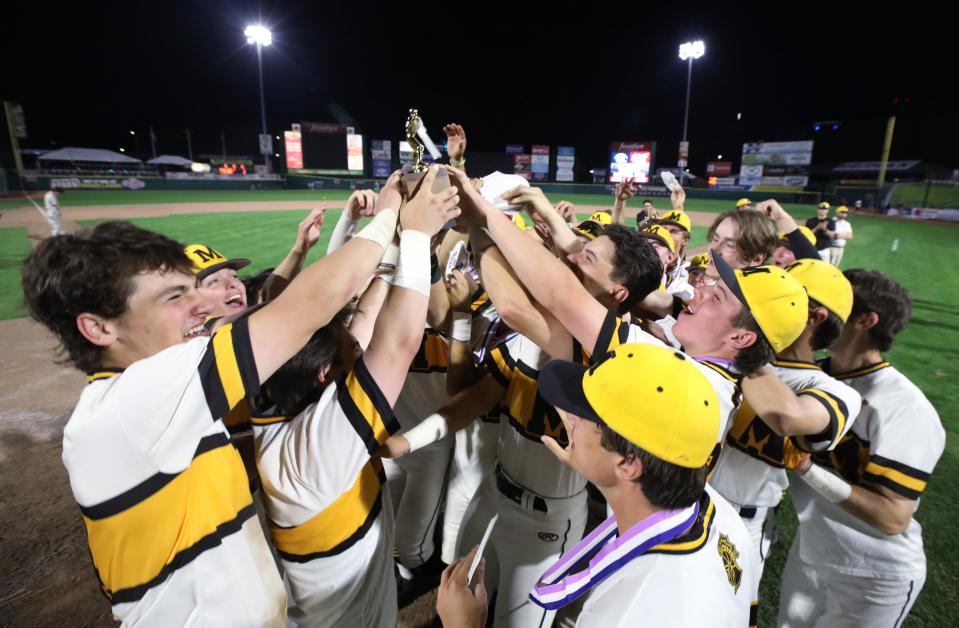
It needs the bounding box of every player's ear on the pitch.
[855,310,880,331]
[316,364,333,386]
[810,306,829,326]
[77,313,118,348]
[615,454,643,483]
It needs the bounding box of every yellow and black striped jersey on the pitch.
[482,333,590,499]
[791,361,945,578]
[251,356,399,621]
[65,318,286,625]
[710,359,861,509]
[393,328,451,433]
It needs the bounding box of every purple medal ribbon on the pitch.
[695,355,737,370]
[529,501,699,610]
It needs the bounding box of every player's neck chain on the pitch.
[529,501,699,610]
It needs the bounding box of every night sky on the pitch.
[4,0,958,174]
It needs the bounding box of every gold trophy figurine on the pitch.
[402,108,450,196]
[405,109,428,173]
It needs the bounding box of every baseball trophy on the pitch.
[403,108,450,197]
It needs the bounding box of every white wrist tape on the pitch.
[799,464,852,503]
[468,227,495,254]
[327,209,360,254]
[393,229,431,297]
[355,209,398,250]
[377,242,400,285]
[403,413,449,454]
[451,311,472,342]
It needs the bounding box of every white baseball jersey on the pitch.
[251,356,399,627]
[790,360,945,579]
[711,359,862,510]
[43,190,60,215]
[576,486,757,628]
[63,319,286,626]
[833,218,852,248]
[593,311,741,458]
[484,333,589,499]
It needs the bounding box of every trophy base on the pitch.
[403,167,451,198]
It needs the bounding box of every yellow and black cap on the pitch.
[711,250,809,353]
[184,244,251,281]
[538,344,720,468]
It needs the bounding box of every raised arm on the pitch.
[445,168,607,351]
[471,231,574,359]
[755,199,820,260]
[261,205,326,302]
[502,187,583,256]
[363,167,461,405]
[611,178,636,225]
[327,189,378,255]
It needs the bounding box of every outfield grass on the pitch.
[0,228,31,318]
[891,182,959,209]
[0,194,956,626]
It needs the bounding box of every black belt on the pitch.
[739,506,758,519]
[495,465,548,513]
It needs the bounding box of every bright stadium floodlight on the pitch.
[677,39,706,169]
[245,24,273,172]
[244,24,272,46]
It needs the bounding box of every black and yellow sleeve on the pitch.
[198,317,260,422]
[864,454,930,500]
[592,310,630,362]
[336,357,401,454]
[796,387,851,452]
[484,343,515,388]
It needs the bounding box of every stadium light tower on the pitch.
[678,40,705,145]
[245,24,272,173]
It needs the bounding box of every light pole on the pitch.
[245,24,272,173]
[678,40,705,172]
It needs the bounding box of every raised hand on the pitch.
[555,200,577,223]
[345,190,377,221]
[615,177,637,202]
[443,165,495,228]
[375,170,406,215]
[296,205,327,251]
[444,123,467,163]
[500,186,557,222]
[401,166,461,235]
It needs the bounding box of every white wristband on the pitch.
[393,229,431,297]
[451,311,472,342]
[327,210,360,254]
[799,464,852,503]
[355,209,398,250]
[403,413,449,453]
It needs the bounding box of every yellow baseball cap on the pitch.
[736,198,751,208]
[640,224,676,253]
[512,213,528,230]
[818,202,831,209]
[836,205,849,214]
[785,259,854,323]
[184,244,251,281]
[688,253,709,271]
[574,219,605,240]
[658,210,692,233]
[589,211,613,225]
[778,225,817,247]
[538,344,720,468]
[712,251,809,353]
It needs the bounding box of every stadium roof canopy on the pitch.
[38,147,142,164]
[147,154,195,166]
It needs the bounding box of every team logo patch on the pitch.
[717,533,742,593]
[538,532,559,543]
